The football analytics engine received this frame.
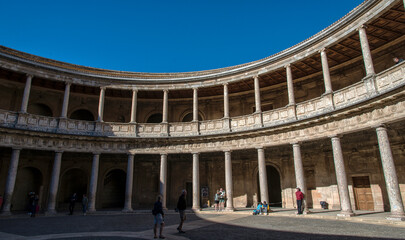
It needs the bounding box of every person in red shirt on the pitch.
[295,187,304,214]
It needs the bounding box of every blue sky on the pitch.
[0,1,363,73]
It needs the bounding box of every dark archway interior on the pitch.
[181,112,203,122]
[12,167,43,211]
[147,113,163,123]
[257,165,282,207]
[102,169,126,208]
[70,109,95,121]
[58,168,88,210]
[28,103,53,117]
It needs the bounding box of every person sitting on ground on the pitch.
[262,201,268,215]
[253,202,263,215]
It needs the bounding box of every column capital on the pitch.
[223,149,232,153]
[192,87,199,91]
[191,152,200,155]
[65,82,72,87]
[132,88,138,93]
[284,63,291,69]
[222,82,229,86]
[318,47,327,54]
[255,147,264,150]
[26,74,34,79]
[375,124,387,131]
[127,153,135,157]
[163,89,169,93]
[55,150,64,154]
[92,152,101,156]
[160,153,168,156]
[100,86,106,91]
[357,24,368,31]
[253,75,259,80]
[329,135,341,140]
[291,142,301,146]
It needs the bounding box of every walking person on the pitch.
[176,190,187,234]
[82,194,88,216]
[152,195,165,239]
[69,193,77,215]
[295,187,304,215]
[214,190,220,212]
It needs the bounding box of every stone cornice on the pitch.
[0,0,397,87]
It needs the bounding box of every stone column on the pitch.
[285,64,295,105]
[257,148,269,204]
[223,83,229,118]
[97,87,106,122]
[192,153,200,210]
[224,151,234,211]
[123,154,134,212]
[46,151,63,215]
[376,126,405,221]
[254,76,261,113]
[162,90,169,123]
[292,143,309,214]
[160,154,168,209]
[358,25,375,76]
[20,74,33,113]
[88,153,100,212]
[60,83,71,118]
[331,136,354,217]
[0,148,21,215]
[193,88,199,122]
[130,89,138,123]
[320,48,332,94]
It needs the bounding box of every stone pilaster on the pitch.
[123,154,134,212]
[88,153,100,212]
[292,143,309,214]
[376,126,405,221]
[192,152,200,210]
[331,136,354,217]
[320,48,332,94]
[60,82,71,118]
[160,153,168,209]
[46,151,63,215]
[224,150,234,211]
[97,87,106,122]
[257,148,269,204]
[0,148,21,215]
[20,74,33,113]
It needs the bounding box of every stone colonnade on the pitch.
[1,126,404,221]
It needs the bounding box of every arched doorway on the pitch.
[58,168,88,210]
[257,165,282,207]
[102,169,126,208]
[12,167,43,211]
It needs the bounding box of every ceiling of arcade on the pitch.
[0,2,404,100]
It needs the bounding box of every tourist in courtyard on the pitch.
[69,193,77,215]
[152,195,165,239]
[214,190,220,211]
[176,189,187,233]
[262,201,268,215]
[295,187,304,215]
[253,202,263,215]
[219,187,226,211]
[82,194,88,216]
[393,57,404,64]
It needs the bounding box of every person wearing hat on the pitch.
[295,187,304,215]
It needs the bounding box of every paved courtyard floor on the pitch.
[0,208,404,240]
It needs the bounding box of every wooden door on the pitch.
[353,176,374,211]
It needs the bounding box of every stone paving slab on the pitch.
[0,209,404,240]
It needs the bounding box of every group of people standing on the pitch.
[68,193,88,216]
[214,188,226,211]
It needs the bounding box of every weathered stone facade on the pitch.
[0,0,404,220]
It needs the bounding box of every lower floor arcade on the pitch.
[0,123,404,220]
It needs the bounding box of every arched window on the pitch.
[147,113,163,123]
[181,112,203,122]
[70,109,95,121]
[28,103,53,117]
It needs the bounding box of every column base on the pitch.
[386,214,405,221]
[192,207,201,212]
[122,208,134,213]
[0,211,12,216]
[337,211,355,217]
[225,207,234,212]
[45,209,58,216]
